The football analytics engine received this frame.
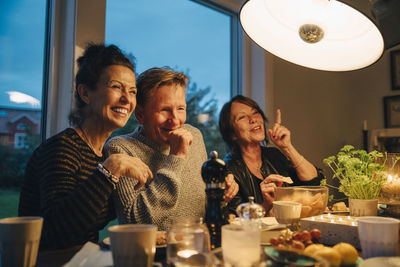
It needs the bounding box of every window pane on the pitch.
[0,0,46,218]
[105,0,231,156]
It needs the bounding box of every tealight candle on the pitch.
[177,249,198,258]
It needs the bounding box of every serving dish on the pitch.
[209,246,330,267]
[275,186,328,217]
[264,247,327,267]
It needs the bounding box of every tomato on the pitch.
[300,230,312,242]
[310,229,321,240]
[293,233,302,241]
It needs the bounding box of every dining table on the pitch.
[34,215,400,267]
[36,241,164,267]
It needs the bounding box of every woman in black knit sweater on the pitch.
[18,44,152,251]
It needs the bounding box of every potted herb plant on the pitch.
[322,145,387,216]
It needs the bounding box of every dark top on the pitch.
[224,146,324,214]
[18,128,116,250]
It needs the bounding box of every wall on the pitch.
[217,0,400,177]
[271,45,400,175]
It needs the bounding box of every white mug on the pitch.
[273,201,302,225]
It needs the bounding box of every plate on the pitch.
[100,236,167,261]
[324,211,350,215]
[324,208,350,214]
[359,257,400,267]
[264,247,328,267]
[100,231,167,249]
[232,217,287,231]
[100,237,110,249]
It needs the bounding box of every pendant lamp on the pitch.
[240,0,400,71]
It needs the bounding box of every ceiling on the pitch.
[209,0,245,12]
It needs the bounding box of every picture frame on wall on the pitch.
[384,95,400,128]
[391,50,400,90]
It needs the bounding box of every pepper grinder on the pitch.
[201,151,228,249]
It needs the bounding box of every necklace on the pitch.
[79,126,101,156]
[248,161,262,170]
[244,157,263,171]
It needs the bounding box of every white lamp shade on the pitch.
[240,0,385,71]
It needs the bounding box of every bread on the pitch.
[332,202,347,212]
[282,176,293,184]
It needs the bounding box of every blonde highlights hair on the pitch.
[136,67,188,107]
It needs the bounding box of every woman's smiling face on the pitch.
[87,65,137,131]
[230,101,265,146]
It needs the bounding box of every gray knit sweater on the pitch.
[105,124,207,230]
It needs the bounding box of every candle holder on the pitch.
[380,153,400,208]
[300,214,360,249]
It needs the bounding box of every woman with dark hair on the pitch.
[18,43,152,251]
[219,95,323,215]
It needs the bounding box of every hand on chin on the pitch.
[167,128,193,158]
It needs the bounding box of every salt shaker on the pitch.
[236,196,265,227]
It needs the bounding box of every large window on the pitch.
[105,0,233,156]
[0,0,47,217]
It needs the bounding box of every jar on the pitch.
[166,217,210,266]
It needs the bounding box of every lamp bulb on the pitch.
[299,24,324,43]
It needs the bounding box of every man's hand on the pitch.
[168,128,193,158]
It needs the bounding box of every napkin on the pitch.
[62,241,163,267]
[63,242,113,267]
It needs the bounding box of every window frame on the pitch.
[43,0,269,139]
[190,0,242,96]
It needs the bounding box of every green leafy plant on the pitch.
[322,145,392,200]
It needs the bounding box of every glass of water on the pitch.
[166,217,210,266]
[221,224,261,267]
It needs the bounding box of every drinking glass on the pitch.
[358,216,400,258]
[221,224,261,267]
[166,217,210,266]
[0,216,43,267]
[108,224,156,267]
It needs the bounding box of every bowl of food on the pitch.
[274,186,328,218]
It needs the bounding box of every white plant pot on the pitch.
[349,199,378,217]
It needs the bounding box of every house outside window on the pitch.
[14,133,28,149]
[0,1,46,211]
[16,123,27,131]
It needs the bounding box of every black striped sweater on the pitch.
[18,128,116,250]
